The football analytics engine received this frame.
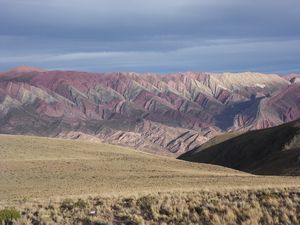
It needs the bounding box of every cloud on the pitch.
[1,38,299,73]
[1,0,300,39]
[0,0,299,72]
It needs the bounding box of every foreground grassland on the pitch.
[1,134,300,201]
[3,188,300,225]
[1,134,300,224]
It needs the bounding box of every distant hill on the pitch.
[179,119,300,175]
[0,67,300,155]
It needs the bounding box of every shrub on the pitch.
[93,221,109,225]
[60,199,74,211]
[80,217,92,225]
[74,199,88,209]
[137,196,158,220]
[132,215,145,225]
[121,198,134,208]
[0,208,21,224]
[94,198,104,206]
[137,196,157,211]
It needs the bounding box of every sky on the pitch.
[0,0,299,73]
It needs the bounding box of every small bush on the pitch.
[132,215,145,225]
[137,196,158,220]
[80,217,92,225]
[74,199,88,209]
[159,205,172,216]
[113,212,136,225]
[60,199,74,211]
[0,208,21,224]
[94,198,104,206]
[121,198,134,208]
[93,221,108,225]
[137,196,157,211]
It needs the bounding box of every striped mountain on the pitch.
[0,66,299,155]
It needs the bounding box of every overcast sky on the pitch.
[0,0,299,73]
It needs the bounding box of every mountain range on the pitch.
[0,66,299,156]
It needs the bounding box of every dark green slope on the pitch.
[178,119,300,175]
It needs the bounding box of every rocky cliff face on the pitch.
[0,67,298,156]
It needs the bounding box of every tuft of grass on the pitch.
[137,195,158,220]
[60,199,74,211]
[0,208,20,224]
[74,199,88,209]
[80,217,92,225]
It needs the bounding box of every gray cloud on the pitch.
[0,0,299,72]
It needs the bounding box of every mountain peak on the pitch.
[8,66,45,73]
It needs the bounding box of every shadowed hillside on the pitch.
[179,119,300,175]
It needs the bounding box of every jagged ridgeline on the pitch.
[0,67,300,155]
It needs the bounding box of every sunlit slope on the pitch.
[0,134,244,200]
[2,134,300,201]
[179,119,300,175]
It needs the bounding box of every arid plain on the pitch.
[2,134,300,202]
[1,135,300,224]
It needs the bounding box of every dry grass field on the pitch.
[1,134,300,201]
[3,188,300,224]
[1,134,300,224]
